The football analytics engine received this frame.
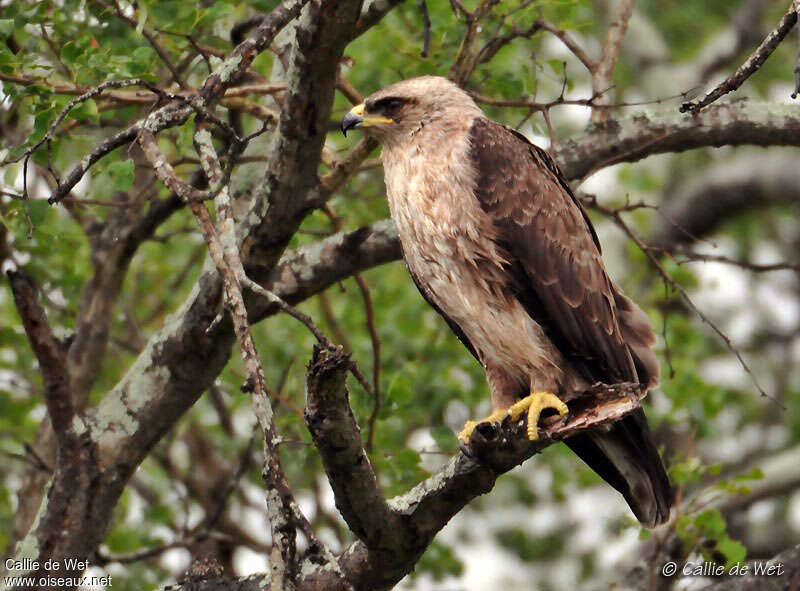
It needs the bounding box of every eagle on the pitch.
[341,76,672,526]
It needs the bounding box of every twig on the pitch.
[681,1,800,113]
[138,131,207,202]
[418,0,432,57]
[97,0,188,89]
[336,76,363,105]
[318,205,381,399]
[146,125,307,585]
[351,0,407,40]
[3,78,159,167]
[591,0,635,124]
[319,138,378,196]
[223,84,287,98]
[38,24,73,80]
[794,16,800,98]
[470,88,689,113]
[533,18,596,73]
[670,250,800,275]
[355,275,382,453]
[40,0,310,205]
[317,292,353,352]
[582,192,783,408]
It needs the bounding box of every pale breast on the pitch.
[382,129,568,391]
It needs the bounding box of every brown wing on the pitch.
[468,117,638,385]
[468,119,671,527]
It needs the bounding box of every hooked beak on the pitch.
[341,103,364,136]
[341,103,394,136]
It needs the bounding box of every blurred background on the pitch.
[1,0,799,589]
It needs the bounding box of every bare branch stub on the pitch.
[681,1,800,113]
[304,345,399,551]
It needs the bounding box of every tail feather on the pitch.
[565,408,672,527]
[614,289,660,390]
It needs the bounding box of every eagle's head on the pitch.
[341,76,482,146]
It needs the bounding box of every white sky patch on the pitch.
[788,492,800,532]
[160,548,191,577]
[233,546,269,576]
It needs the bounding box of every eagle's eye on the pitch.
[371,96,406,113]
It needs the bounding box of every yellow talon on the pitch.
[508,391,568,441]
[458,409,508,442]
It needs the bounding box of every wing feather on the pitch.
[468,118,639,385]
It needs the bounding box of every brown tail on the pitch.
[565,408,672,527]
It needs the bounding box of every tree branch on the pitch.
[7,270,75,449]
[555,102,800,181]
[650,153,800,250]
[167,380,644,591]
[681,1,800,113]
[591,0,635,124]
[351,0,407,39]
[45,0,311,204]
[304,346,398,550]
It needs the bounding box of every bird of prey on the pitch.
[341,76,672,526]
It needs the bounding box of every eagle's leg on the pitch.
[508,391,568,441]
[457,409,507,443]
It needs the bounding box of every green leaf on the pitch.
[107,159,135,191]
[694,509,726,538]
[0,19,14,36]
[145,504,172,526]
[70,98,99,122]
[26,200,49,226]
[60,40,87,67]
[717,536,747,566]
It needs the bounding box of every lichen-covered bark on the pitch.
[556,101,800,180]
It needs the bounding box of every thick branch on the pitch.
[167,381,643,591]
[650,153,800,250]
[304,346,399,550]
[555,102,800,181]
[240,0,365,280]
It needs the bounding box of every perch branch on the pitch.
[171,373,644,591]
